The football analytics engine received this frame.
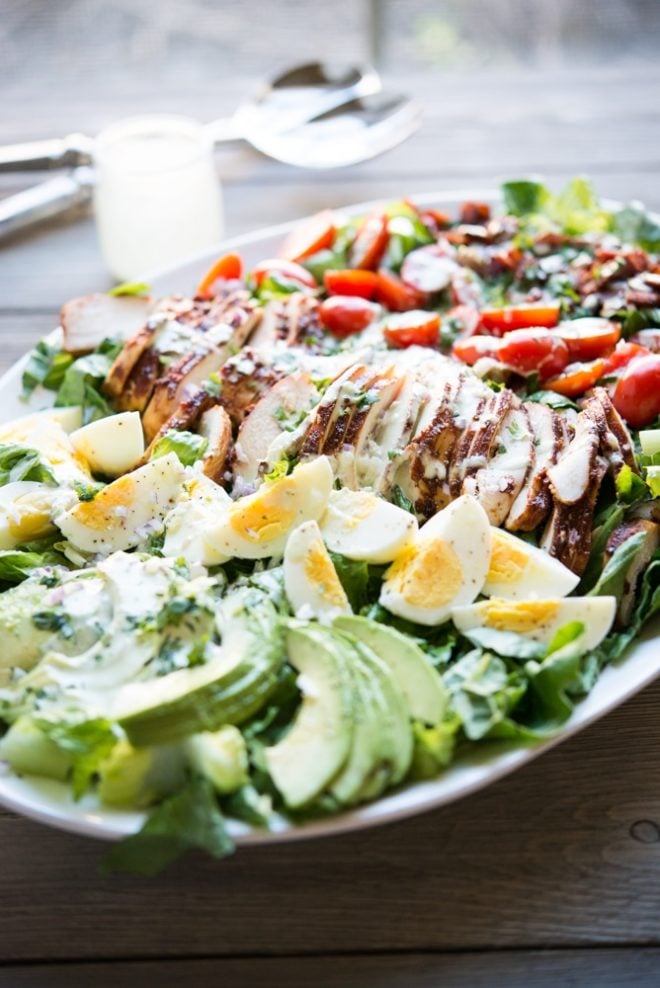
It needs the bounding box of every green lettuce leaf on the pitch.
[54,339,122,424]
[502,180,551,217]
[101,777,235,876]
[612,204,660,252]
[150,429,208,467]
[0,443,56,486]
[588,529,648,601]
[108,281,150,297]
[21,340,74,399]
[36,718,118,800]
[0,548,66,584]
[456,625,546,660]
[443,650,526,740]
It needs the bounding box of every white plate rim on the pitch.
[0,188,657,845]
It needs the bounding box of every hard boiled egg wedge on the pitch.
[0,406,83,436]
[451,596,616,652]
[57,452,185,554]
[319,488,417,564]
[70,412,145,478]
[483,528,580,600]
[380,494,491,626]
[0,481,76,549]
[284,520,351,623]
[206,457,333,560]
[163,473,232,567]
[0,413,90,486]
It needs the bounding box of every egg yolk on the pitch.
[385,537,463,608]
[303,540,349,608]
[487,530,530,585]
[7,498,54,540]
[483,599,559,633]
[229,493,294,544]
[72,476,136,530]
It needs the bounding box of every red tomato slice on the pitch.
[383,311,440,349]
[452,335,502,365]
[349,212,390,270]
[401,245,458,293]
[612,354,660,428]
[499,329,570,380]
[323,269,379,299]
[278,209,336,262]
[251,258,317,290]
[479,302,561,336]
[545,358,607,398]
[196,252,243,298]
[319,296,379,338]
[555,317,621,361]
[603,341,651,375]
[375,270,427,312]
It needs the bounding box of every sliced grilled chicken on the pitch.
[363,373,426,493]
[586,387,638,479]
[215,348,283,427]
[546,408,602,506]
[505,402,565,531]
[233,373,319,489]
[402,381,464,517]
[104,322,159,400]
[541,455,608,574]
[198,406,233,485]
[249,294,322,350]
[332,366,403,489]
[61,293,152,354]
[115,348,162,412]
[141,298,261,441]
[463,403,533,526]
[140,388,218,464]
[605,519,660,627]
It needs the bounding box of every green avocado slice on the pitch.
[114,590,284,747]
[265,625,354,810]
[334,615,448,725]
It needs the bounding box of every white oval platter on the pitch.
[0,191,657,845]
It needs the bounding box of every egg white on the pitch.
[70,412,145,478]
[163,472,231,567]
[284,520,351,622]
[451,595,616,651]
[319,488,417,564]
[380,494,491,626]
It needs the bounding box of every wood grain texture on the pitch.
[2,948,660,988]
[1,678,660,962]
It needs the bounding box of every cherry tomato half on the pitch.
[375,269,427,312]
[251,258,317,290]
[555,317,621,361]
[383,311,440,349]
[278,209,336,262]
[323,268,379,299]
[401,244,458,294]
[319,296,379,338]
[349,212,390,270]
[603,341,651,375]
[545,358,607,398]
[612,354,660,428]
[196,252,243,298]
[452,335,501,365]
[479,302,560,336]
[498,329,570,380]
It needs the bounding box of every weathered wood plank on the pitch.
[0,678,659,961]
[2,948,660,988]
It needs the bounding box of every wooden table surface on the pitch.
[1,57,660,987]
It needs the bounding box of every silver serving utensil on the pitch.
[0,62,381,172]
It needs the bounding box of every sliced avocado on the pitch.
[326,638,393,806]
[115,590,284,747]
[0,716,71,781]
[98,739,186,808]
[0,581,59,671]
[265,625,353,810]
[186,725,249,795]
[334,615,448,725]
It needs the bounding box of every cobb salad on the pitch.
[0,178,658,875]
